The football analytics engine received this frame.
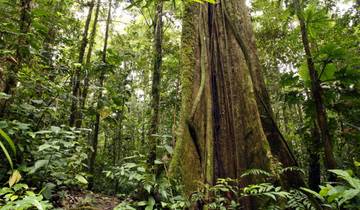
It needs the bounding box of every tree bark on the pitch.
[88,0,111,190]
[78,0,101,128]
[170,2,271,208]
[0,0,32,116]
[148,0,164,164]
[294,0,337,176]
[308,125,321,191]
[69,0,95,127]
[219,0,305,188]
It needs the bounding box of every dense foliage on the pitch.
[0,0,359,209]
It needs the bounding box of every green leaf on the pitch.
[144,184,152,193]
[50,126,61,134]
[320,63,336,81]
[38,144,51,151]
[145,196,155,210]
[23,195,45,210]
[9,170,22,187]
[13,183,28,191]
[137,201,147,206]
[75,174,88,184]
[329,169,360,189]
[164,145,173,154]
[300,187,326,202]
[191,0,216,3]
[299,62,310,81]
[29,159,49,174]
[0,92,11,99]
[0,128,16,155]
[0,140,13,170]
[339,189,360,206]
[31,99,44,105]
[154,160,163,164]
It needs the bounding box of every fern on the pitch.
[242,183,289,201]
[286,189,317,210]
[279,166,305,175]
[240,168,272,178]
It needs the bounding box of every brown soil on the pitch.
[59,190,120,210]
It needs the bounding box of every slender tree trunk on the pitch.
[148,0,164,164]
[88,0,111,190]
[282,105,289,133]
[77,0,101,128]
[113,109,123,165]
[170,2,271,208]
[69,0,95,127]
[294,0,337,176]
[0,0,32,117]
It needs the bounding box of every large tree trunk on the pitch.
[222,0,304,188]
[148,0,164,164]
[69,0,95,127]
[294,0,337,177]
[0,0,32,117]
[170,2,271,208]
[88,0,111,190]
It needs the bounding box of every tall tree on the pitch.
[148,0,164,164]
[79,0,101,128]
[223,0,304,187]
[294,0,337,176]
[88,0,112,190]
[0,0,32,116]
[69,0,95,127]
[170,1,271,208]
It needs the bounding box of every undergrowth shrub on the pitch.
[105,153,188,210]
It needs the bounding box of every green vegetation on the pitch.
[0,0,359,209]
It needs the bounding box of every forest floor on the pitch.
[59,190,119,210]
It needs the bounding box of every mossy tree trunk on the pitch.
[170,1,271,208]
[222,0,304,188]
[148,0,164,165]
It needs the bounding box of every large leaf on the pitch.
[319,63,336,81]
[29,159,49,174]
[298,62,310,81]
[329,169,360,189]
[339,189,360,206]
[9,170,22,187]
[75,174,88,184]
[0,140,13,169]
[0,128,16,154]
[145,196,155,210]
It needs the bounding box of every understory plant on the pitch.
[105,152,188,210]
[191,169,317,210]
[0,183,52,210]
[304,167,360,209]
[24,126,90,189]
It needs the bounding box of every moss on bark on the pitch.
[170,2,272,206]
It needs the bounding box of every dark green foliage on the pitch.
[0,0,358,209]
[106,153,188,209]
